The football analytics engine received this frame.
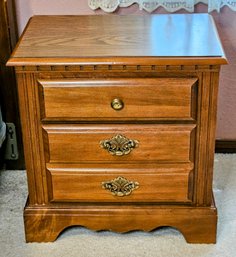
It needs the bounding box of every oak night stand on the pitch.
[7,14,227,243]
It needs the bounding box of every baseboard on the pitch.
[215,140,236,153]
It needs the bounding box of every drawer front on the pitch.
[43,124,195,164]
[38,78,197,121]
[47,165,193,203]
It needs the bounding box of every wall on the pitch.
[14,0,236,140]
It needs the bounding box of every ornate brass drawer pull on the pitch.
[100,134,139,156]
[102,176,139,197]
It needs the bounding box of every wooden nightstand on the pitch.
[7,14,227,243]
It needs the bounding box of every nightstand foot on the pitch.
[24,203,217,243]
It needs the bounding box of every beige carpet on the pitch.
[0,154,236,257]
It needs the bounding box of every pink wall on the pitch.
[213,10,236,139]
[15,0,236,140]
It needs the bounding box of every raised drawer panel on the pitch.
[43,124,195,163]
[38,78,197,121]
[47,165,193,203]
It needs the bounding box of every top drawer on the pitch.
[38,78,197,121]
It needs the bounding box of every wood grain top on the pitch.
[8,14,227,66]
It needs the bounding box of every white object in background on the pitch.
[0,106,6,148]
[88,0,236,12]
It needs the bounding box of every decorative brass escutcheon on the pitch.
[102,176,139,197]
[111,98,124,111]
[100,134,139,156]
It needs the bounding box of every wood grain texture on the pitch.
[39,77,197,121]
[43,124,195,163]
[205,72,220,204]
[24,203,217,243]
[9,15,225,243]
[16,73,48,205]
[7,14,227,66]
[47,167,192,203]
[194,71,220,206]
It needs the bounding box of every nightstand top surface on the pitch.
[8,14,227,66]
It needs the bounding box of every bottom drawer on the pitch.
[47,164,193,203]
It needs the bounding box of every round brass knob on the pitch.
[111,98,124,111]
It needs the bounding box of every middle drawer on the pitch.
[43,124,195,164]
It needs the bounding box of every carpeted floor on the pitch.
[0,154,236,257]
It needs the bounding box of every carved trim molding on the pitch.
[15,64,220,73]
